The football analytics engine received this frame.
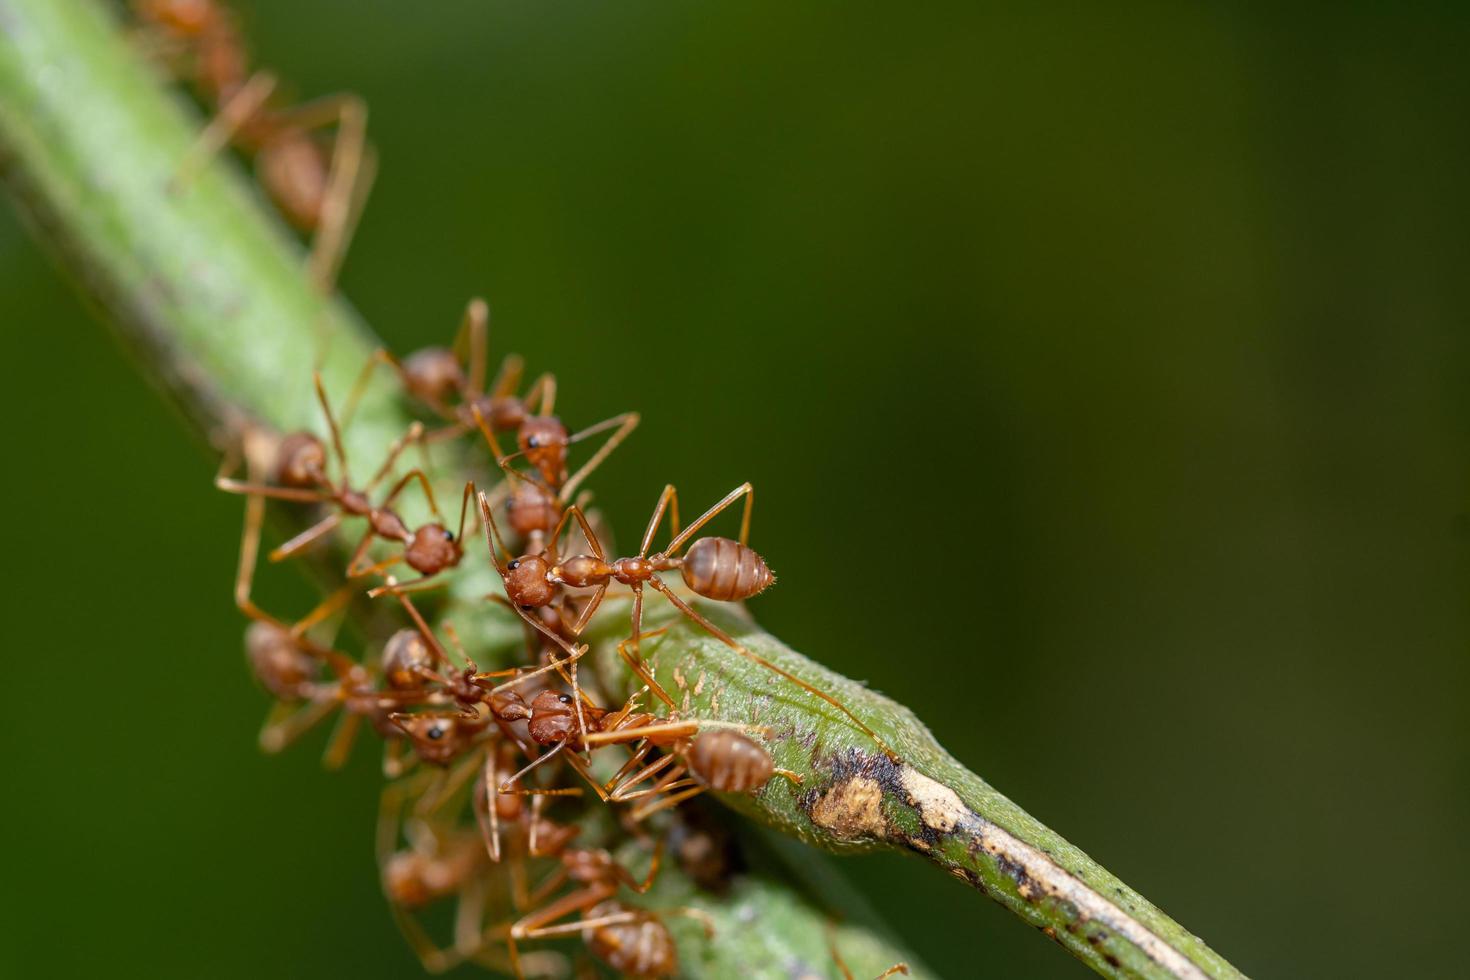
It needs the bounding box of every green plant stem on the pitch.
[0,1,1246,978]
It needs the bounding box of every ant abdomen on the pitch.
[380,628,434,691]
[399,347,464,405]
[680,537,774,602]
[244,621,317,700]
[256,137,330,230]
[585,901,678,978]
[505,481,559,539]
[272,431,326,488]
[686,730,775,793]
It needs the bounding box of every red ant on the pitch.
[133,0,374,289]
[477,482,899,759]
[586,723,802,821]
[377,767,566,976]
[490,681,796,826]
[343,297,639,500]
[216,375,468,589]
[498,838,712,980]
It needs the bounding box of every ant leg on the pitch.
[382,739,410,780]
[564,583,608,638]
[602,742,657,796]
[344,350,456,429]
[389,587,455,670]
[321,709,362,770]
[391,903,467,974]
[258,697,338,754]
[288,582,356,640]
[498,742,566,792]
[215,478,328,503]
[638,485,681,558]
[233,488,288,628]
[648,578,899,761]
[510,884,618,941]
[453,877,489,963]
[875,966,911,979]
[584,720,702,748]
[344,529,388,578]
[630,781,707,821]
[381,468,444,522]
[488,353,525,401]
[488,641,586,697]
[521,373,558,416]
[452,297,492,397]
[305,374,352,483]
[418,750,486,817]
[666,481,754,556]
[559,412,640,501]
[476,757,502,862]
[471,404,513,469]
[607,753,683,800]
[364,422,426,492]
[270,512,343,562]
[173,70,278,189]
[624,590,676,708]
[829,922,856,980]
[551,503,607,562]
[260,91,372,291]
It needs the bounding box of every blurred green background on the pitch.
[2,1,1467,976]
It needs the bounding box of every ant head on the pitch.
[391,712,471,766]
[404,523,462,575]
[526,689,588,745]
[505,480,558,537]
[380,628,435,691]
[517,416,570,488]
[244,621,317,700]
[273,432,327,488]
[527,689,608,746]
[401,347,465,406]
[503,554,555,607]
[135,0,214,35]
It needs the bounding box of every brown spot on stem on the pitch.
[810,776,888,840]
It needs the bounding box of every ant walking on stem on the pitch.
[343,296,640,499]
[477,482,899,760]
[133,0,374,290]
[216,374,468,588]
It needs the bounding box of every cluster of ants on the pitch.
[215,302,902,978]
[137,1,904,975]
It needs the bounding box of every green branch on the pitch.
[0,1,1245,978]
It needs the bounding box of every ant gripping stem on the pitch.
[483,478,901,761]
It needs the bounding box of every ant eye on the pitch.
[428,725,445,740]
[526,435,541,448]
[443,531,454,542]
[508,560,520,570]
[557,694,572,704]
